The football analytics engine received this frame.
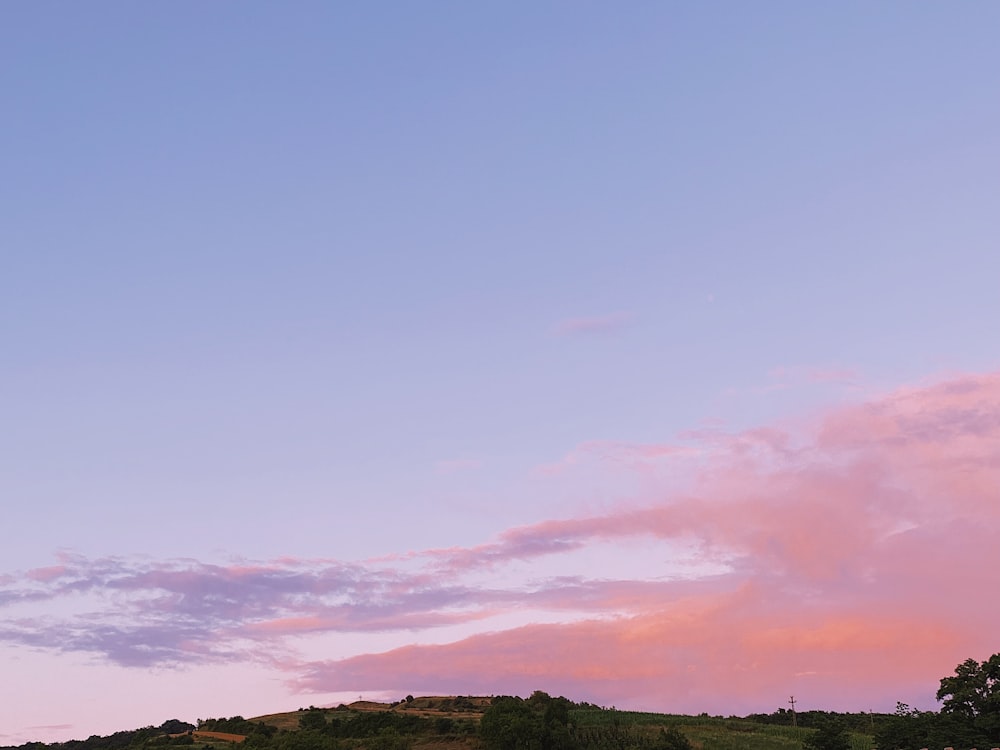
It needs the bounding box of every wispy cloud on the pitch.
[768,365,861,386]
[2,370,998,711]
[551,311,632,337]
[534,439,701,476]
[24,725,74,733]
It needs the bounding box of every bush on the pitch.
[804,724,849,750]
[652,728,692,750]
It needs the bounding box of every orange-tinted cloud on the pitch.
[294,370,1000,710]
[2,370,998,713]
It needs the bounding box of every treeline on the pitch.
[747,654,1000,750]
[195,718,275,739]
[0,695,691,750]
[872,653,1000,750]
[745,708,888,733]
[6,655,999,750]
[872,703,997,750]
[199,695,693,750]
[480,692,692,750]
[1,721,196,750]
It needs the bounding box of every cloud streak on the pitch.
[552,312,633,337]
[2,370,999,712]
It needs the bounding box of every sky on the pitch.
[2,1,1000,744]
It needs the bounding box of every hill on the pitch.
[0,694,887,750]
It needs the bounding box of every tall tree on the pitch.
[936,653,1000,742]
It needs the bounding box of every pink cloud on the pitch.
[3,369,999,713]
[292,369,1000,710]
[293,599,961,713]
[25,566,70,583]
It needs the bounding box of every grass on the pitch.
[569,708,867,750]
[241,700,878,750]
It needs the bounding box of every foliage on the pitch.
[743,709,884,734]
[936,653,1000,743]
[480,693,578,750]
[297,710,327,731]
[650,728,691,750]
[0,722,197,750]
[480,696,549,750]
[434,718,455,734]
[563,705,697,750]
[157,724,194,736]
[874,701,985,750]
[870,654,1000,749]
[802,722,849,750]
[197,718,275,738]
[0,693,877,750]
[266,729,339,750]
[365,729,411,750]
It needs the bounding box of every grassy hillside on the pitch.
[233,698,877,750]
[565,709,875,750]
[2,695,884,750]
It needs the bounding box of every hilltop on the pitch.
[1,694,891,750]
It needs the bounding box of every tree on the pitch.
[159,720,195,734]
[875,709,980,750]
[936,653,1000,742]
[299,709,328,731]
[480,696,546,750]
[480,695,574,750]
[434,717,454,735]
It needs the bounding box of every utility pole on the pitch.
[788,696,797,727]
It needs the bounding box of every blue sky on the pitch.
[2,3,1000,743]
